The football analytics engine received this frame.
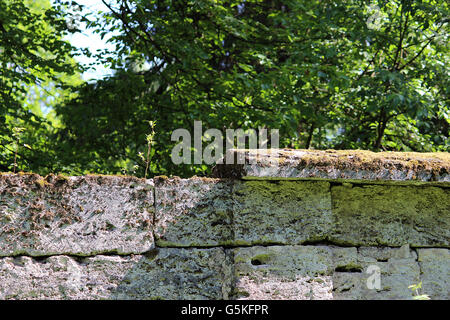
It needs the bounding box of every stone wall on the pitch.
[0,150,449,300]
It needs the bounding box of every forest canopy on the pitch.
[0,0,449,177]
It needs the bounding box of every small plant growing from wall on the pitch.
[138,120,156,179]
[408,282,430,300]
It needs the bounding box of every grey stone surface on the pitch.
[0,247,232,300]
[0,174,154,256]
[332,260,420,300]
[330,184,450,247]
[232,245,364,300]
[417,248,450,300]
[154,177,234,246]
[358,244,418,262]
[332,247,359,271]
[212,149,450,183]
[0,172,448,300]
[0,254,141,299]
[233,181,332,245]
[232,245,335,300]
[232,245,426,300]
[234,274,334,300]
[333,245,421,300]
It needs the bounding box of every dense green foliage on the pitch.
[1,0,449,177]
[0,0,82,173]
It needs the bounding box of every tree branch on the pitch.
[397,23,445,71]
[392,7,409,71]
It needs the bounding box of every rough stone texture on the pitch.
[232,246,335,300]
[0,248,233,300]
[0,174,154,256]
[213,149,450,183]
[0,255,141,299]
[232,245,424,300]
[154,177,234,246]
[234,275,334,300]
[417,248,449,300]
[332,262,420,300]
[333,245,421,300]
[332,247,359,271]
[330,184,450,247]
[0,169,449,300]
[233,181,332,245]
[358,244,418,262]
[232,245,363,300]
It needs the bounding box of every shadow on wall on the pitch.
[106,178,436,300]
[110,177,235,300]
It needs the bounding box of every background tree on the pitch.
[1,0,448,177]
[53,0,448,177]
[0,0,82,173]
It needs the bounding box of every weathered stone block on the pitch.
[213,149,450,183]
[234,274,333,300]
[0,255,141,299]
[333,246,421,300]
[358,244,417,263]
[234,245,335,278]
[232,245,423,300]
[233,181,332,245]
[0,248,232,300]
[330,184,450,246]
[417,248,449,300]
[154,177,233,246]
[332,262,420,300]
[332,247,359,271]
[113,247,233,299]
[232,245,347,300]
[0,174,154,256]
